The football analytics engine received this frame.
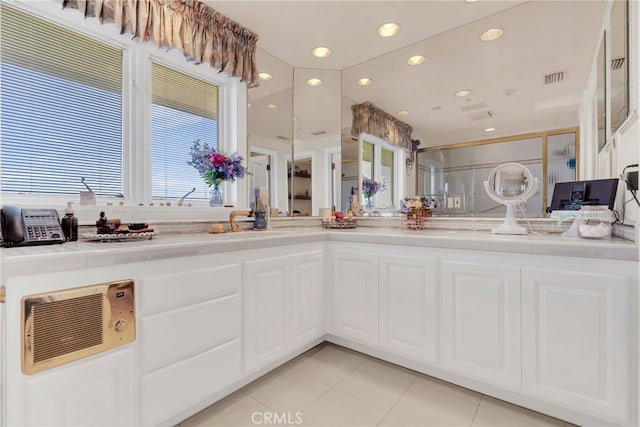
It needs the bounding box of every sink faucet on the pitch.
[178,187,196,206]
[229,209,253,232]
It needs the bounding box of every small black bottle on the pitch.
[61,201,78,241]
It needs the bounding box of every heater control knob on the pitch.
[115,320,128,333]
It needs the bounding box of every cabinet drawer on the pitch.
[139,263,241,314]
[140,294,240,373]
[141,339,241,426]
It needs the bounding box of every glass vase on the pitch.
[365,196,373,212]
[210,183,223,207]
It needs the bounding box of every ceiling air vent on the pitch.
[544,71,565,85]
[460,102,488,112]
[467,110,495,121]
[277,136,290,141]
[310,130,327,136]
[611,57,625,70]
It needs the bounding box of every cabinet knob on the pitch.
[115,320,128,333]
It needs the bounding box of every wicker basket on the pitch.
[322,218,357,229]
[402,208,432,230]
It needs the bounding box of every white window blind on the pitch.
[1,4,123,196]
[151,62,219,200]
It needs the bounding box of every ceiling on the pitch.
[208,0,607,146]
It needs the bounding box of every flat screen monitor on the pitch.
[548,178,618,211]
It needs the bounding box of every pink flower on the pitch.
[211,153,227,167]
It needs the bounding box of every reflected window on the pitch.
[380,148,395,206]
[361,137,401,208]
[363,141,374,179]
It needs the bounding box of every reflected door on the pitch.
[249,154,270,205]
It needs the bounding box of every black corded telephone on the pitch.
[1,205,65,247]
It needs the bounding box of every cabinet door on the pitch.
[244,256,291,373]
[379,255,438,364]
[24,348,134,426]
[522,268,629,422]
[291,250,325,346]
[441,261,521,390]
[331,248,379,345]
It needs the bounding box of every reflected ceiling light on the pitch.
[306,78,323,87]
[258,72,273,81]
[480,28,504,42]
[377,22,400,37]
[406,55,426,66]
[455,89,472,97]
[357,78,374,86]
[485,127,496,132]
[266,104,279,110]
[397,110,409,116]
[312,46,332,58]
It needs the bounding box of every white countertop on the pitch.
[2,225,637,279]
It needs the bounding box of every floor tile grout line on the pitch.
[470,394,484,426]
[375,374,419,427]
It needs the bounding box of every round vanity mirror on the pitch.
[484,162,538,235]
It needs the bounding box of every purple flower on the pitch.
[187,139,247,186]
[362,176,387,198]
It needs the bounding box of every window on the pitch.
[1,4,123,196]
[151,62,219,200]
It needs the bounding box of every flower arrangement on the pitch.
[187,139,247,186]
[362,176,387,199]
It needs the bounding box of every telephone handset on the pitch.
[1,205,65,247]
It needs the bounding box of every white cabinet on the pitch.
[244,255,291,373]
[522,268,629,422]
[24,348,135,426]
[379,255,438,363]
[138,261,242,426]
[244,249,325,373]
[441,261,521,390]
[331,247,379,345]
[291,250,325,346]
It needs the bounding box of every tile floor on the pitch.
[179,343,575,427]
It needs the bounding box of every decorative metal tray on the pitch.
[82,232,155,242]
[322,219,357,229]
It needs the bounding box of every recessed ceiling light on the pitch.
[406,55,426,66]
[397,110,409,116]
[357,78,373,86]
[465,0,480,3]
[266,104,279,110]
[455,89,472,97]
[258,72,272,81]
[306,78,323,87]
[480,28,504,42]
[485,127,496,132]
[312,46,332,58]
[377,22,400,37]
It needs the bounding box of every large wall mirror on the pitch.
[247,49,293,214]
[292,68,341,216]
[248,1,606,217]
[610,0,630,136]
[596,34,607,153]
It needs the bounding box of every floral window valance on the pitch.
[62,0,259,88]
[351,101,413,151]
